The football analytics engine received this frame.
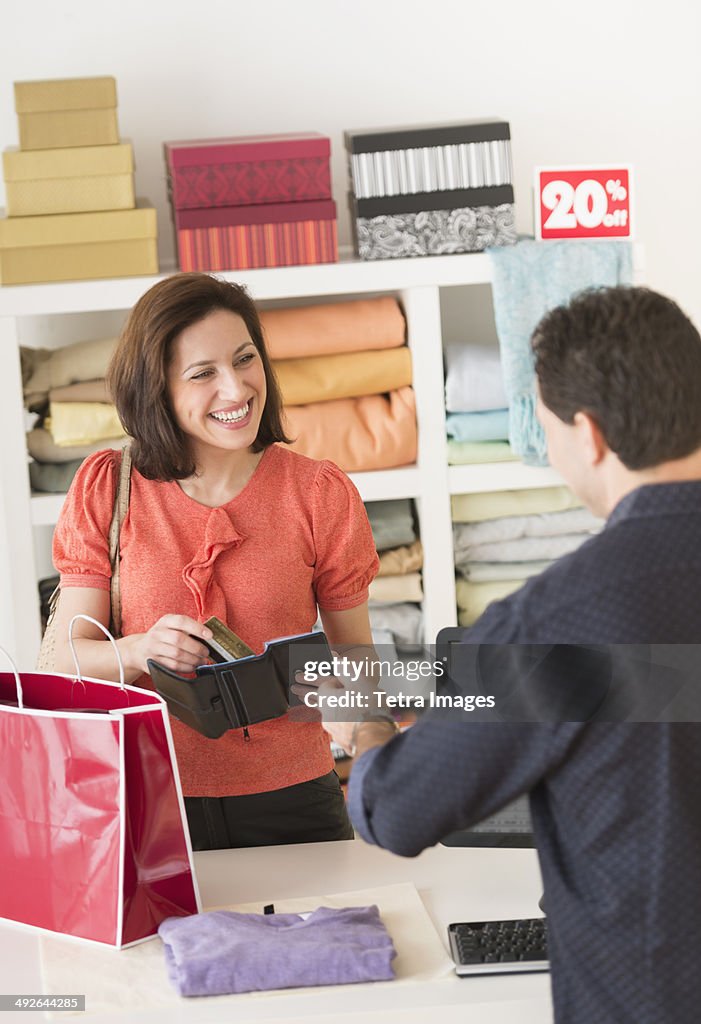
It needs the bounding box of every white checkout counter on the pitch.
[0,840,553,1023]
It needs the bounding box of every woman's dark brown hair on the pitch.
[108,273,290,480]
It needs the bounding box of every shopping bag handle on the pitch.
[68,614,126,691]
[0,645,24,709]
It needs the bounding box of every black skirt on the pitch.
[184,769,354,850]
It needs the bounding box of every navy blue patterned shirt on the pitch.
[349,482,701,1024]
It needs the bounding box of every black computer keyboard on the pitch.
[448,917,549,975]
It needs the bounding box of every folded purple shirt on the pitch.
[158,904,397,996]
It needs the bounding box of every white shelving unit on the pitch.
[0,248,641,665]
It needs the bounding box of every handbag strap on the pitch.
[108,445,132,638]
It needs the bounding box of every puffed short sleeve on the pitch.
[312,460,379,610]
[52,449,119,591]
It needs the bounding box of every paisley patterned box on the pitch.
[344,119,516,259]
[351,187,516,260]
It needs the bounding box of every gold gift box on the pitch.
[0,201,158,285]
[3,143,135,216]
[15,76,119,151]
[18,109,119,151]
[14,77,117,113]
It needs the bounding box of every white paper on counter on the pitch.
[40,882,455,1017]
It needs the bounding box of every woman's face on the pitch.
[167,309,267,460]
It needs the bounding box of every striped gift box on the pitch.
[344,119,516,259]
[174,199,337,271]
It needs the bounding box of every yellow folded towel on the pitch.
[456,577,526,625]
[451,486,581,524]
[49,401,123,447]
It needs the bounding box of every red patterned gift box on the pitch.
[174,199,338,271]
[165,133,332,210]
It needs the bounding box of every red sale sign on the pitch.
[534,166,633,241]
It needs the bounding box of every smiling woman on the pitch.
[48,273,380,850]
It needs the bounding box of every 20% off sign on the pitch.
[535,166,633,240]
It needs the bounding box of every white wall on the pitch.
[1,0,700,323]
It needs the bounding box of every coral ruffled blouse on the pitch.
[53,444,379,796]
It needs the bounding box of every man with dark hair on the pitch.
[533,284,701,492]
[324,286,701,1024]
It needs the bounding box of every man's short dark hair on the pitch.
[107,272,290,481]
[532,286,701,470]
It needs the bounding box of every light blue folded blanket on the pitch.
[488,238,633,465]
[446,409,509,443]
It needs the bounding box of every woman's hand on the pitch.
[123,615,213,675]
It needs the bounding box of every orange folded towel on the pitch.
[283,387,417,472]
[261,297,405,359]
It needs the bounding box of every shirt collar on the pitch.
[606,479,701,529]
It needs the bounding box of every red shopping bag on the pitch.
[0,616,200,947]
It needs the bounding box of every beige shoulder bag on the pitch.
[36,445,133,671]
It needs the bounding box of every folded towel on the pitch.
[27,428,127,463]
[20,345,51,389]
[488,239,633,464]
[261,297,405,360]
[274,347,412,406]
[24,336,118,400]
[459,560,553,583]
[368,602,423,651]
[158,905,396,996]
[29,458,84,493]
[453,507,603,548]
[377,540,423,577]
[466,532,594,564]
[369,573,423,604]
[49,402,124,447]
[49,379,111,404]
[444,343,507,413]
[370,627,399,661]
[284,387,417,472]
[451,486,580,523]
[447,439,517,465]
[446,410,509,443]
[365,499,416,552]
[456,577,527,626]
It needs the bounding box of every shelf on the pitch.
[448,462,562,494]
[349,467,422,502]
[0,241,645,318]
[0,252,493,317]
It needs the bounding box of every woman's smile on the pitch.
[209,400,253,427]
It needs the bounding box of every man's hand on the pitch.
[290,653,399,757]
